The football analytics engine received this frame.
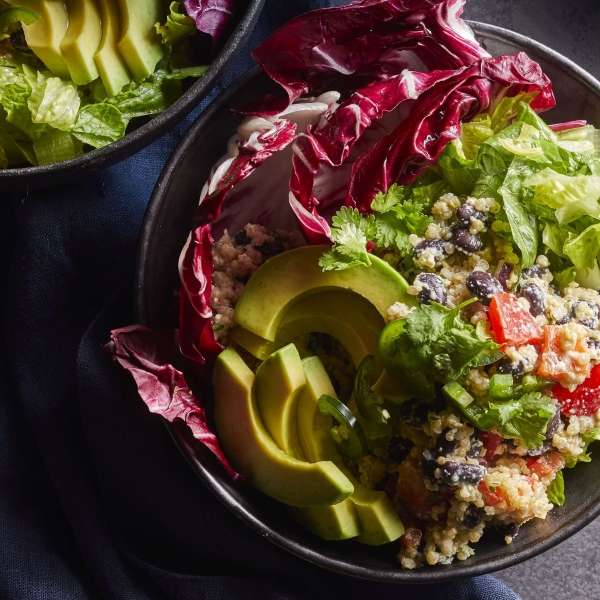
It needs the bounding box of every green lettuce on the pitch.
[155,2,196,47]
[546,470,565,506]
[565,427,600,468]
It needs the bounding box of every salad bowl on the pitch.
[135,22,600,583]
[0,0,264,193]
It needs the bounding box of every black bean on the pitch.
[588,338,600,350]
[388,437,414,464]
[555,315,570,325]
[456,203,485,226]
[496,262,514,291]
[413,238,446,265]
[467,431,484,459]
[463,505,485,529]
[466,271,503,305]
[9,30,31,53]
[522,266,548,279]
[545,408,562,440]
[435,428,459,457]
[415,273,447,306]
[400,396,445,428]
[570,300,600,330]
[439,461,486,486]
[452,227,482,253]
[234,229,251,246]
[258,240,285,259]
[550,284,564,298]
[520,282,545,317]
[496,356,525,377]
[500,523,520,539]
[525,440,551,457]
[418,451,439,482]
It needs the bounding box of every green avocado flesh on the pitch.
[7,0,69,78]
[95,0,131,96]
[296,356,404,545]
[60,0,102,85]
[116,0,164,82]
[233,245,411,342]
[255,344,306,460]
[213,348,354,508]
[230,290,384,366]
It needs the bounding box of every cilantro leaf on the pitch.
[371,183,404,213]
[380,299,499,398]
[487,392,555,448]
[546,470,565,506]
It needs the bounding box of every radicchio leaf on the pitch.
[177,118,297,368]
[251,0,488,106]
[548,120,587,132]
[106,325,240,480]
[347,52,555,210]
[183,0,237,46]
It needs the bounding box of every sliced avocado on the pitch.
[116,0,163,82]
[255,344,306,460]
[60,0,102,85]
[234,245,412,342]
[213,348,353,508]
[6,0,69,78]
[287,501,360,541]
[296,357,404,545]
[95,0,131,96]
[294,356,361,540]
[231,290,384,366]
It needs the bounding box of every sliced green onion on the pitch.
[318,394,367,461]
[0,7,39,34]
[442,381,494,431]
[489,373,514,400]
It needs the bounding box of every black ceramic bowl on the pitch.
[136,23,600,582]
[0,0,264,193]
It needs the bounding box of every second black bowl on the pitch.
[135,22,600,583]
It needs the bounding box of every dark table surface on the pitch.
[466,4,600,598]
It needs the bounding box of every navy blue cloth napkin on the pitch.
[0,1,521,598]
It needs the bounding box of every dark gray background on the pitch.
[464,2,600,598]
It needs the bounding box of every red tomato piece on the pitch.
[481,431,503,463]
[478,481,507,506]
[537,325,591,384]
[489,292,542,345]
[526,450,565,479]
[552,363,600,416]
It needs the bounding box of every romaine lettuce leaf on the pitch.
[546,470,565,506]
[565,427,600,468]
[33,130,83,165]
[70,104,126,149]
[156,2,196,47]
[563,224,600,270]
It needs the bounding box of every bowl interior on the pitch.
[136,23,600,582]
[0,0,265,192]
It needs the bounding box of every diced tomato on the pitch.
[481,431,503,463]
[526,450,565,479]
[396,456,451,520]
[489,292,543,345]
[537,325,591,383]
[552,363,600,416]
[478,481,508,506]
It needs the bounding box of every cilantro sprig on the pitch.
[379,299,500,399]
[319,184,433,271]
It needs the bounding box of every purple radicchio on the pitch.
[105,326,240,480]
[183,0,237,46]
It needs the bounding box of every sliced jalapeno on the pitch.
[0,7,39,34]
[354,354,397,424]
[318,394,367,461]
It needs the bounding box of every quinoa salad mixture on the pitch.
[207,108,600,567]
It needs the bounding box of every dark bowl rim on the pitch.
[0,0,265,182]
[136,21,600,583]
